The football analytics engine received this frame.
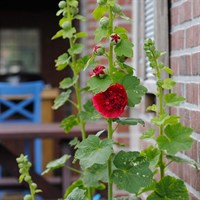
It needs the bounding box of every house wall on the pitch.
[170,0,200,199]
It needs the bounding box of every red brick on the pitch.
[170,6,179,26]
[170,30,184,50]
[179,0,192,23]
[191,111,200,133]
[179,108,191,126]
[179,54,192,75]
[193,0,200,17]
[186,25,200,48]
[186,83,199,105]
[170,57,179,75]
[192,52,200,75]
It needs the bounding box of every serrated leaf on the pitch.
[107,0,115,6]
[76,55,90,73]
[75,135,113,169]
[55,53,71,71]
[113,117,144,126]
[147,176,189,200]
[166,155,200,170]
[84,54,95,71]
[114,27,128,34]
[60,76,79,89]
[68,43,84,55]
[87,75,112,94]
[42,154,71,175]
[52,90,72,110]
[92,6,108,20]
[65,187,87,200]
[157,123,193,155]
[94,26,109,42]
[115,39,133,58]
[164,93,185,106]
[141,146,160,167]
[119,74,147,107]
[60,115,79,133]
[82,163,108,187]
[118,12,131,21]
[151,114,179,127]
[79,100,102,121]
[112,150,153,194]
[63,27,76,39]
[140,128,156,139]
[161,78,176,90]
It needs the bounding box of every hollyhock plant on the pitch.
[92,83,128,118]
[93,44,105,56]
[110,33,121,45]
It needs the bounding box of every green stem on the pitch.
[155,64,165,180]
[29,182,35,200]
[107,118,113,200]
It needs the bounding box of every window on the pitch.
[0,29,40,74]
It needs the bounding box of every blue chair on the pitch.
[0,81,44,198]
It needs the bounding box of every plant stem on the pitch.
[155,64,165,180]
[107,118,113,200]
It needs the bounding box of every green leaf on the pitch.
[84,54,95,71]
[141,146,160,167]
[60,75,79,89]
[166,155,200,170]
[112,151,153,194]
[82,163,108,187]
[147,176,189,200]
[60,115,79,133]
[63,27,76,39]
[157,123,193,155]
[113,117,144,126]
[146,104,157,112]
[76,55,90,73]
[74,15,86,21]
[114,197,141,200]
[115,39,133,58]
[68,43,84,55]
[151,114,180,127]
[87,75,112,94]
[76,32,88,39]
[161,78,176,90]
[55,53,71,71]
[164,93,185,106]
[107,0,115,6]
[64,179,85,198]
[65,187,87,200]
[92,6,108,20]
[42,154,71,175]
[119,74,147,107]
[163,66,173,75]
[79,100,102,121]
[94,26,109,42]
[75,135,113,169]
[52,29,64,40]
[140,128,156,139]
[52,90,72,110]
[114,26,128,34]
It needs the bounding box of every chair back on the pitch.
[0,81,44,123]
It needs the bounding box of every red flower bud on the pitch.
[92,83,128,118]
[89,65,106,78]
[110,33,121,45]
[93,45,105,56]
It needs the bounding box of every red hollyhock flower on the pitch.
[89,65,106,78]
[92,83,128,118]
[93,44,105,56]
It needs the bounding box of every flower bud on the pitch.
[90,65,106,78]
[99,16,109,28]
[24,194,32,200]
[97,0,107,6]
[112,4,122,14]
[61,21,71,30]
[110,33,121,45]
[93,44,105,56]
[58,1,66,9]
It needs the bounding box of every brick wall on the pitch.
[170,0,200,199]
